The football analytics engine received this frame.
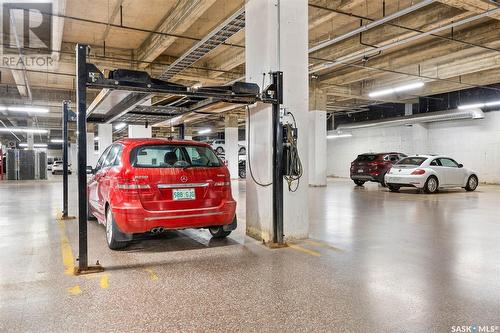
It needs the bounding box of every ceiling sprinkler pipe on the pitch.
[336,109,485,130]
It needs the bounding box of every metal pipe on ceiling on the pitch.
[308,0,436,54]
[310,6,500,74]
[336,108,485,130]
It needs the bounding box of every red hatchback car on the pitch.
[87,138,237,249]
[350,152,407,187]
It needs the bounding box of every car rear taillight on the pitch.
[411,169,426,175]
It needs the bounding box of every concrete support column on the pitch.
[405,103,413,116]
[97,124,113,156]
[245,0,309,242]
[27,120,34,149]
[225,114,239,179]
[185,135,192,140]
[86,132,96,167]
[69,143,77,169]
[309,80,327,186]
[128,124,152,138]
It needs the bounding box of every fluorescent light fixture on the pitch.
[0,106,6,111]
[0,128,48,134]
[94,136,99,141]
[327,133,353,139]
[7,106,49,113]
[51,139,64,143]
[368,81,424,98]
[114,123,127,130]
[19,143,48,148]
[458,100,500,110]
[198,128,212,134]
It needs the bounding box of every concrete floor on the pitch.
[0,177,499,332]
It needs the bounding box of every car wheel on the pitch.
[239,147,246,155]
[353,180,365,186]
[105,207,128,250]
[216,147,224,154]
[209,226,231,239]
[239,168,246,179]
[465,175,478,191]
[423,176,439,194]
[380,173,387,187]
[388,184,400,192]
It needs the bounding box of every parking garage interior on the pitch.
[1,1,500,332]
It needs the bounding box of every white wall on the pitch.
[327,111,500,183]
[128,125,152,138]
[47,149,63,160]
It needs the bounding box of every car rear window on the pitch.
[356,154,377,162]
[130,145,221,168]
[396,157,427,166]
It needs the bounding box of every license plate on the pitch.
[172,188,195,200]
[358,169,364,173]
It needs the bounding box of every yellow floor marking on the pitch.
[288,244,321,257]
[305,240,344,252]
[99,274,109,289]
[67,285,81,295]
[144,269,159,281]
[57,220,75,275]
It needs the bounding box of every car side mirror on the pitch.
[86,166,94,174]
[458,164,463,168]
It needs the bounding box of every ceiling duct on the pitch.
[336,108,485,130]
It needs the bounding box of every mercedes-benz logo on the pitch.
[180,176,188,183]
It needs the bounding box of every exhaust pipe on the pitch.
[150,227,165,234]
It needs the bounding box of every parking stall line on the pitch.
[57,219,75,275]
[305,240,344,252]
[288,243,321,257]
[67,285,81,295]
[144,268,159,281]
[100,274,109,289]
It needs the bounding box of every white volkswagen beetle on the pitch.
[385,155,478,194]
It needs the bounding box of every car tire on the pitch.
[216,147,224,154]
[380,173,387,187]
[465,175,478,192]
[388,184,400,192]
[239,168,246,179]
[209,226,231,239]
[353,180,365,186]
[105,206,128,250]
[423,176,439,194]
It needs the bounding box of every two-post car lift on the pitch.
[71,44,285,273]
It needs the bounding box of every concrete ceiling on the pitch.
[1,0,500,142]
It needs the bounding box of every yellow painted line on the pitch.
[57,220,75,275]
[305,240,344,252]
[288,243,321,257]
[144,268,159,281]
[67,285,81,295]
[99,274,109,289]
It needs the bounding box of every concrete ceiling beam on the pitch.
[135,0,217,69]
[320,20,500,85]
[437,0,500,20]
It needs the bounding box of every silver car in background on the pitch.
[384,155,478,194]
